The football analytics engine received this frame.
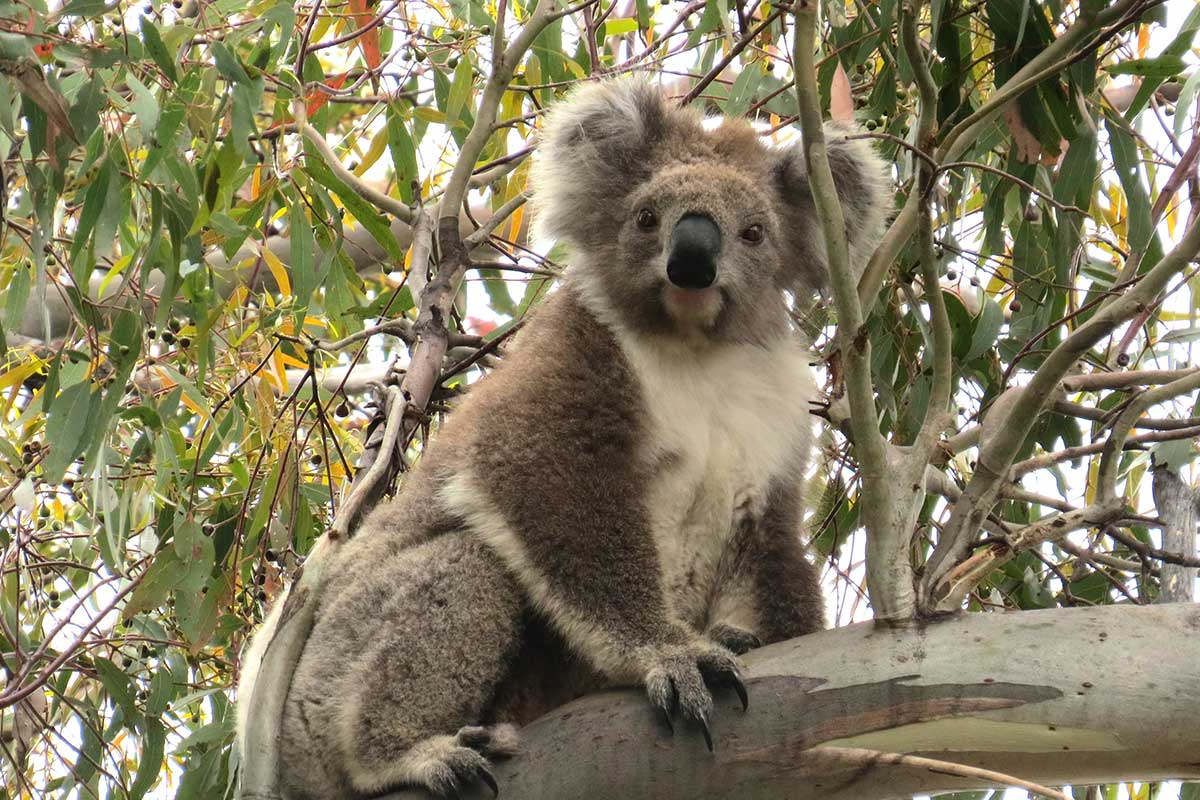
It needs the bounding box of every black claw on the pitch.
[660,706,675,734]
[478,766,499,798]
[731,672,749,711]
[699,714,714,752]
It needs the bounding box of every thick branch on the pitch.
[381,604,1200,800]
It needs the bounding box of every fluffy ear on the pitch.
[772,123,892,293]
[531,79,675,246]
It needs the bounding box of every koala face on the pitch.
[531,79,889,345]
[610,160,785,340]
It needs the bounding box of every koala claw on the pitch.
[698,712,714,752]
[645,642,743,750]
[729,670,749,712]
[476,764,499,798]
[659,705,675,735]
[426,745,501,799]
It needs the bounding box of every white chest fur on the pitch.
[618,334,816,627]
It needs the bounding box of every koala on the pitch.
[237,79,889,799]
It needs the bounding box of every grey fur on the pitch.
[238,78,891,799]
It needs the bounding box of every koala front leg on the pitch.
[445,463,745,750]
[707,478,825,653]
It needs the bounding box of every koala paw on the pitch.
[706,622,763,656]
[422,745,498,799]
[395,726,518,799]
[643,641,747,751]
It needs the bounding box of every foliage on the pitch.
[0,0,1197,796]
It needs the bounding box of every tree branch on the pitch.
[925,212,1200,608]
[378,604,1200,800]
[299,122,415,224]
[856,0,1153,311]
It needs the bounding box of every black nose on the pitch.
[667,214,721,289]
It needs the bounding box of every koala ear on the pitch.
[772,123,892,294]
[531,79,675,246]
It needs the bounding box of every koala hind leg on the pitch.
[281,531,524,800]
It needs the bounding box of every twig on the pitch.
[808,746,1071,800]
[934,500,1128,611]
[299,123,415,223]
[1105,524,1200,569]
[1097,370,1200,502]
[679,8,783,107]
[464,191,529,248]
[1062,368,1200,392]
[1011,425,1200,478]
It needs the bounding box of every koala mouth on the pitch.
[661,284,722,326]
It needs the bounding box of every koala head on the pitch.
[530,79,889,345]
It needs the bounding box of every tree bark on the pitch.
[382,604,1200,800]
[1152,466,1198,603]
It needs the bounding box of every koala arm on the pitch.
[706,477,825,653]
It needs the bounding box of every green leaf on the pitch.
[1151,440,1193,472]
[1174,68,1200,140]
[68,156,113,265]
[129,718,166,799]
[210,41,250,84]
[304,150,404,262]
[127,73,160,136]
[387,104,419,203]
[140,16,177,82]
[43,381,95,482]
[720,64,762,119]
[94,656,142,725]
[1106,54,1187,79]
[3,261,31,332]
[444,55,475,132]
[965,295,1004,362]
[0,31,35,60]
[1105,116,1163,272]
[125,549,187,618]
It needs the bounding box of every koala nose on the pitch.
[667,214,721,289]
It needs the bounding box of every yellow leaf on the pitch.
[273,349,289,393]
[279,352,308,370]
[563,58,587,80]
[506,204,524,247]
[226,285,249,311]
[0,360,42,392]
[354,127,390,177]
[1085,453,1098,505]
[260,244,292,298]
[251,164,262,200]
[413,107,446,124]
[97,254,134,298]
[179,391,208,420]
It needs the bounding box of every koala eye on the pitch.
[635,208,659,230]
[741,224,765,244]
